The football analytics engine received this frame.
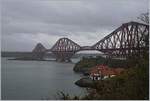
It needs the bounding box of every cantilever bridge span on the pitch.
[32,21,149,62]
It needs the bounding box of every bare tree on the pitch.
[137,12,149,24]
[137,12,149,50]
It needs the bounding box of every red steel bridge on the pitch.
[32,21,149,62]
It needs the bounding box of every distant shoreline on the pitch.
[8,58,56,62]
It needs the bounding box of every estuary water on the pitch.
[1,57,86,100]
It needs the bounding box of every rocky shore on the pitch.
[75,77,94,87]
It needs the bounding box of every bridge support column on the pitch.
[56,57,71,62]
[52,52,75,62]
[32,52,45,60]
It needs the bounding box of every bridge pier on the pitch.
[32,52,45,60]
[52,51,75,62]
[56,58,71,62]
[30,22,148,61]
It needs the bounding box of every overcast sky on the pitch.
[1,0,149,52]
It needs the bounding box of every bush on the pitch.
[73,56,128,72]
[81,56,149,100]
[70,54,149,100]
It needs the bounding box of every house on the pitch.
[89,64,124,80]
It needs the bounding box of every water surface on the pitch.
[1,58,85,100]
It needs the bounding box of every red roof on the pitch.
[90,64,124,76]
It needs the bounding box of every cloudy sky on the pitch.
[1,0,149,52]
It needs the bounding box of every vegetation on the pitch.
[58,13,149,100]
[73,56,106,72]
[80,57,149,100]
[73,56,129,73]
[137,12,149,24]
[60,51,149,100]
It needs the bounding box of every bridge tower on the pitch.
[50,38,81,62]
[31,21,148,61]
[32,43,46,60]
[92,21,149,58]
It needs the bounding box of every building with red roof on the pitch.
[89,64,124,80]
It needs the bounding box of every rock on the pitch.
[83,71,90,76]
[73,67,90,74]
[75,77,94,87]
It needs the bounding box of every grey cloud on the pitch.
[1,0,149,51]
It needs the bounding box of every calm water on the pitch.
[1,57,86,100]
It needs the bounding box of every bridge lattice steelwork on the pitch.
[31,21,149,61]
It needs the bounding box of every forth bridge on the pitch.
[31,21,149,62]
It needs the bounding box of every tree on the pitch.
[137,12,149,24]
[137,12,149,52]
